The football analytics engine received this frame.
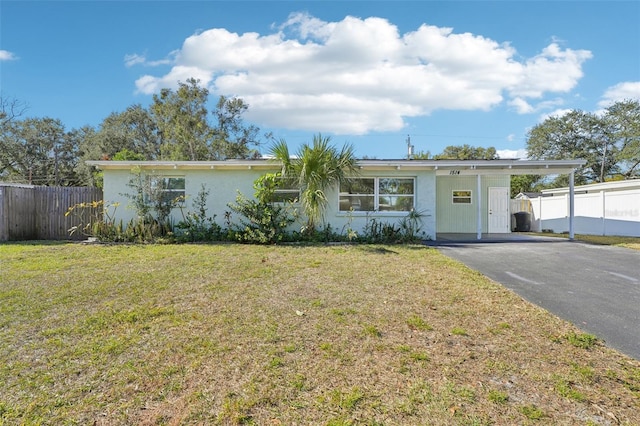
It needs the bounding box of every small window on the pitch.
[272,178,300,203]
[150,177,186,204]
[452,190,472,204]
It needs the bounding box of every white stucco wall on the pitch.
[101,167,437,240]
[102,168,269,223]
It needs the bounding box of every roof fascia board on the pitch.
[86,159,586,174]
[435,167,580,176]
[85,160,280,171]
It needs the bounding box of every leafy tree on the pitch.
[87,104,160,161]
[510,174,543,198]
[67,125,98,186]
[211,95,261,159]
[112,148,146,161]
[526,100,640,184]
[149,79,261,160]
[606,99,640,178]
[0,117,79,185]
[151,78,211,160]
[269,134,359,234]
[434,144,498,160]
[412,150,432,159]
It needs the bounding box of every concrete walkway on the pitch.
[428,234,640,360]
[425,232,566,245]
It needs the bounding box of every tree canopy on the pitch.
[433,144,498,160]
[526,99,640,184]
[0,117,81,186]
[0,79,263,186]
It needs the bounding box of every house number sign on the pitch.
[449,170,461,175]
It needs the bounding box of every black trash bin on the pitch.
[513,211,531,232]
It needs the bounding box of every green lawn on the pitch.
[1,243,638,425]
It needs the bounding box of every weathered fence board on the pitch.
[0,184,103,241]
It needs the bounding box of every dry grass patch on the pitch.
[1,242,639,425]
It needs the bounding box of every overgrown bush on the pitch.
[123,168,185,224]
[175,184,223,242]
[358,210,425,244]
[66,200,110,238]
[67,200,172,243]
[227,173,297,244]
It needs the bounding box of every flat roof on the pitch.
[86,159,586,176]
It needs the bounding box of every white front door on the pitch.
[488,187,510,233]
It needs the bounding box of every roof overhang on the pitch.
[85,160,279,171]
[86,159,586,176]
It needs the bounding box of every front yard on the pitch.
[0,243,638,425]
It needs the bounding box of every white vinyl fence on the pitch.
[523,186,640,237]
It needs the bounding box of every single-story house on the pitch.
[520,180,640,237]
[87,159,586,240]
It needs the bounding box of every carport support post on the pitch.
[476,173,482,240]
[569,170,575,240]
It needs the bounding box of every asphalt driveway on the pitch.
[432,236,640,360]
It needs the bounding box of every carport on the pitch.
[431,159,586,240]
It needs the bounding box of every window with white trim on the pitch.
[339,178,415,212]
[452,190,472,204]
[150,177,186,204]
[271,178,300,203]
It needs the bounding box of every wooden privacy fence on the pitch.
[0,184,103,241]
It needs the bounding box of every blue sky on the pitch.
[1,1,639,159]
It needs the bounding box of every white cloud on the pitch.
[508,97,535,114]
[509,97,565,115]
[0,50,17,61]
[508,43,592,99]
[125,50,180,68]
[598,81,640,107]
[497,148,528,159]
[133,13,592,135]
[124,53,146,68]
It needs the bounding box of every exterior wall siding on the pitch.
[436,175,510,233]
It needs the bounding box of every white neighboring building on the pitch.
[526,180,640,237]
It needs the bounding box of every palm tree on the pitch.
[269,134,359,233]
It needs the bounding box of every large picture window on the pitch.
[339,178,414,212]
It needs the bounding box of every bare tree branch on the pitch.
[0,95,29,127]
